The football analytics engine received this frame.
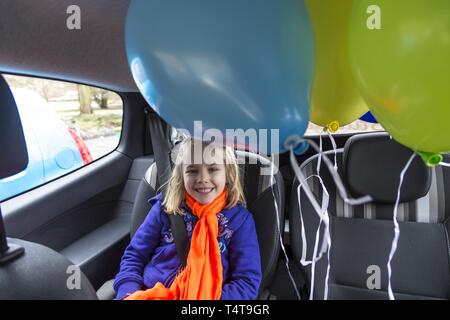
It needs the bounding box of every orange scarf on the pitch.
[125,190,227,300]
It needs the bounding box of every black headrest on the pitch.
[343,133,431,204]
[0,75,28,179]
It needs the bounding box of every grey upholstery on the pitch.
[0,0,137,92]
[0,75,97,300]
[97,279,116,300]
[290,133,450,300]
[0,75,28,179]
[130,163,158,238]
[99,150,284,299]
[343,133,432,203]
[0,238,98,299]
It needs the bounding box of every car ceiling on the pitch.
[0,0,139,92]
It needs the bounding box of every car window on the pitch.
[305,119,384,136]
[0,74,123,201]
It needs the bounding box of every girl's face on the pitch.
[182,143,227,204]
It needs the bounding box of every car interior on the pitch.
[0,0,449,300]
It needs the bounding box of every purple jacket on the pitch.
[113,193,262,300]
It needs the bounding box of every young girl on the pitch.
[113,138,262,300]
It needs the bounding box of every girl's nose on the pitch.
[197,167,210,182]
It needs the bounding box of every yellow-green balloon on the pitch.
[306,0,368,129]
[350,0,450,154]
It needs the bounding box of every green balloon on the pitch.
[350,0,450,154]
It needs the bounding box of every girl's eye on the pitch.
[209,167,219,172]
[186,169,197,174]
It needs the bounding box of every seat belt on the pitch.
[146,109,190,266]
[0,205,24,264]
[0,206,9,255]
[146,110,173,190]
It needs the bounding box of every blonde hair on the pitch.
[162,138,246,215]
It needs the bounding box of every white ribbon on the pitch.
[294,130,333,300]
[269,160,302,300]
[305,139,373,206]
[317,129,337,172]
[387,153,416,300]
[289,136,372,300]
[439,161,450,167]
[297,174,329,266]
[296,174,331,300]
[291,139,331,300]
[326,130,338,170]
[317,132,323,174]
[322,130,337,299]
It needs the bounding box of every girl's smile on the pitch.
[184,163,226,204]
[182,142,227,204]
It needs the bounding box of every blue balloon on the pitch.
[360,111,378,124]
[126,0,314,154]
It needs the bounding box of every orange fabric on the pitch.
[125,190,227,300]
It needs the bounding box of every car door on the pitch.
[1,84,153,290]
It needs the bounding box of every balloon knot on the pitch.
[418,151,443,167]
[326,121,340,133]
[284,135,309,155]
